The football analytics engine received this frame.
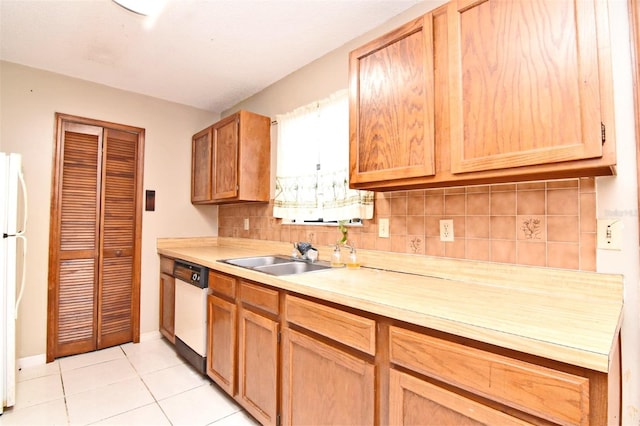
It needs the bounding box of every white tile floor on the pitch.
[0,337,259,426]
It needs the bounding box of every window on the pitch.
[273,90,373,222]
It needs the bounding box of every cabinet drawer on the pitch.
[160,256,174,274]
[208,271,236,300]
[389,326,589,425]
[285,295,375,356]
[240,280,279,315]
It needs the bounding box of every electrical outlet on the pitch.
[597,219,622,250]
[439,219,454,242]
[243,218,250,231]
[378,218,389,238]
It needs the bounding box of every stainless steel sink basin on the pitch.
[219,255,331,276]
[253,261,331,276]
[220,255,292,268]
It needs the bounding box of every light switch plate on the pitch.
[597,219,622,250]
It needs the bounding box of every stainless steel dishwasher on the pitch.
[173,260,208,374]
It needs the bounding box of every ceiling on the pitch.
[0,0,422,113]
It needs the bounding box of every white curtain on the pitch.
[274,90,373,221]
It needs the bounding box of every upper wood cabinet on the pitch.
[349,15,436,185]
[191,110,270,204]
[348,0,616,191]
[448,0,605,174]
[191,127,213,203]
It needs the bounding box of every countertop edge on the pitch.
[157,238,623,373]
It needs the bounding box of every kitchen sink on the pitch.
[220,255,292,268]
[219,255,331,276]
[253,261,331,275]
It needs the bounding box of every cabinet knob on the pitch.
[115,249,122,257]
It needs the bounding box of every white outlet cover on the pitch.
[243,218,250,231]
[440,219,454,242]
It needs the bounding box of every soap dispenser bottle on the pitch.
[346,245,360,269]
[330,245,344,267]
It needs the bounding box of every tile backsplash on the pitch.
[218,178,596,271]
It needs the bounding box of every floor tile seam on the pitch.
[81,401,167,426]
[131,359,189,378]
[14,368,65,387]
[16,362,61,383]
[4,394,68,416]
[61,351,141,398]
[130,350,176,425]
[64,376,158,425]
[61,358,136,380]
[58,354,128,374]
[61,370,142,398]
[149,380,216,404]
[205,409,247,425]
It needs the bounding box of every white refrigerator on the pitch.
[0,152,27,413]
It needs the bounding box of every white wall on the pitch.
[0,61,219,358]
[596,1,640,424]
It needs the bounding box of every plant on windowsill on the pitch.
[337,220,348,246]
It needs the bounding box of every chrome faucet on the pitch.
[293,242,318,262]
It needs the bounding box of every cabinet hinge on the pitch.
[601,122,606,145]
[277,331,281,344]
[276,413,281,426]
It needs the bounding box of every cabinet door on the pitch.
[448,0,604,174]
[238,308,278,426]
[389,369,532,425]
[206,294,237,395]
[349,15,435,185]
[281,328,374,426]
[191,127,213,203]
[159,272,175,343]
[212,114,239,200]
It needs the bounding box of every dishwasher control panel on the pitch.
[173,260,208,288]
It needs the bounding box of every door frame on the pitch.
[47,113,144,362]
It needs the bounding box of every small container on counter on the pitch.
[346,246,360,269]
[331,245,344,268]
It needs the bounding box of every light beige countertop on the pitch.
[157,237,623,373]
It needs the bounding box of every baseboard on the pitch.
[18,353,46,369]
[140,330,162,341]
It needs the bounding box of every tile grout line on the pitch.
[119,343,178,426]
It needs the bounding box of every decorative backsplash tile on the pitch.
[218,178,596,271]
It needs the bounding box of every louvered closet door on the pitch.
[50,122,103,358]
[48,115,143,362]
[98,128,139,348]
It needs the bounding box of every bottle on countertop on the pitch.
[346,245,360,269]
[331,245,344,268]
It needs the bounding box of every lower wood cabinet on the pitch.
[159,256,175,343]
[389,369,532,425]
[238,281,280,426]
[282,294,376,425]
[206,293,237,395]
[196,269,616,426]
[281,327,375,426]
[388,325,611,425]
